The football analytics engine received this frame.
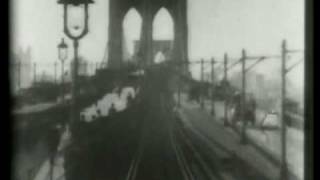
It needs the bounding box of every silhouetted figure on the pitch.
[48,125,61,158]
[231,92,241,125]
[245,94,256,125]
[188,85,201,103]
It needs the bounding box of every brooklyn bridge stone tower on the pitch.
[107,0,188,70]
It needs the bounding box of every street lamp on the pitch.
[58,0,94,133]
[58,38,68,102]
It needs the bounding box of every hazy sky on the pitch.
[11,0,304,89]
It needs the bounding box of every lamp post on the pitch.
[58,0,94,133]
[58,38,69,102]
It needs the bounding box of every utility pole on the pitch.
[177,62,182,108]
[280,40,288,180]
[211,58,215,116]
[177,78,181,107]
[54,62,57,85]
[18,61,21,91]
[224,53,228,126]
[200,59,204,109]
[33,63,37,84]
[240,49,247,145]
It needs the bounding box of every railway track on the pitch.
[124,117,199,180]
[174,113,272,180]
[125,136,144,180]
[171,126,195,180]
[125,90,197,180]
[173,118,226,180]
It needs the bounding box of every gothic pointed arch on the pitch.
[152,7,174,40]
[122,8,143,61]
[152,7,174,62]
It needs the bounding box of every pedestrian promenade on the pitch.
[176,94,302,180]
[13,94,71,114]
[32,126,71,180]
[206,100,304,180]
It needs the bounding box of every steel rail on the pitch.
[125,140,144,180]
[176,126,224,180]
[171,124,196,180]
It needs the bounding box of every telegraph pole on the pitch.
[177,79,181,107]
[18,61,21,91]
[200,59,205,109]
[211,58,215,116]
[33,63,37,84]
[54,62,57,85]
[224,53,228,126]
[280,40,288,180]
[177,62,182,108]
[240,49,247,144]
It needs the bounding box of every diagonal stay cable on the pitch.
[286,59,304,74]
[245,57,266,73]
[227,59,242,71]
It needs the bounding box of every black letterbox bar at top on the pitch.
[58,0,94,5]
